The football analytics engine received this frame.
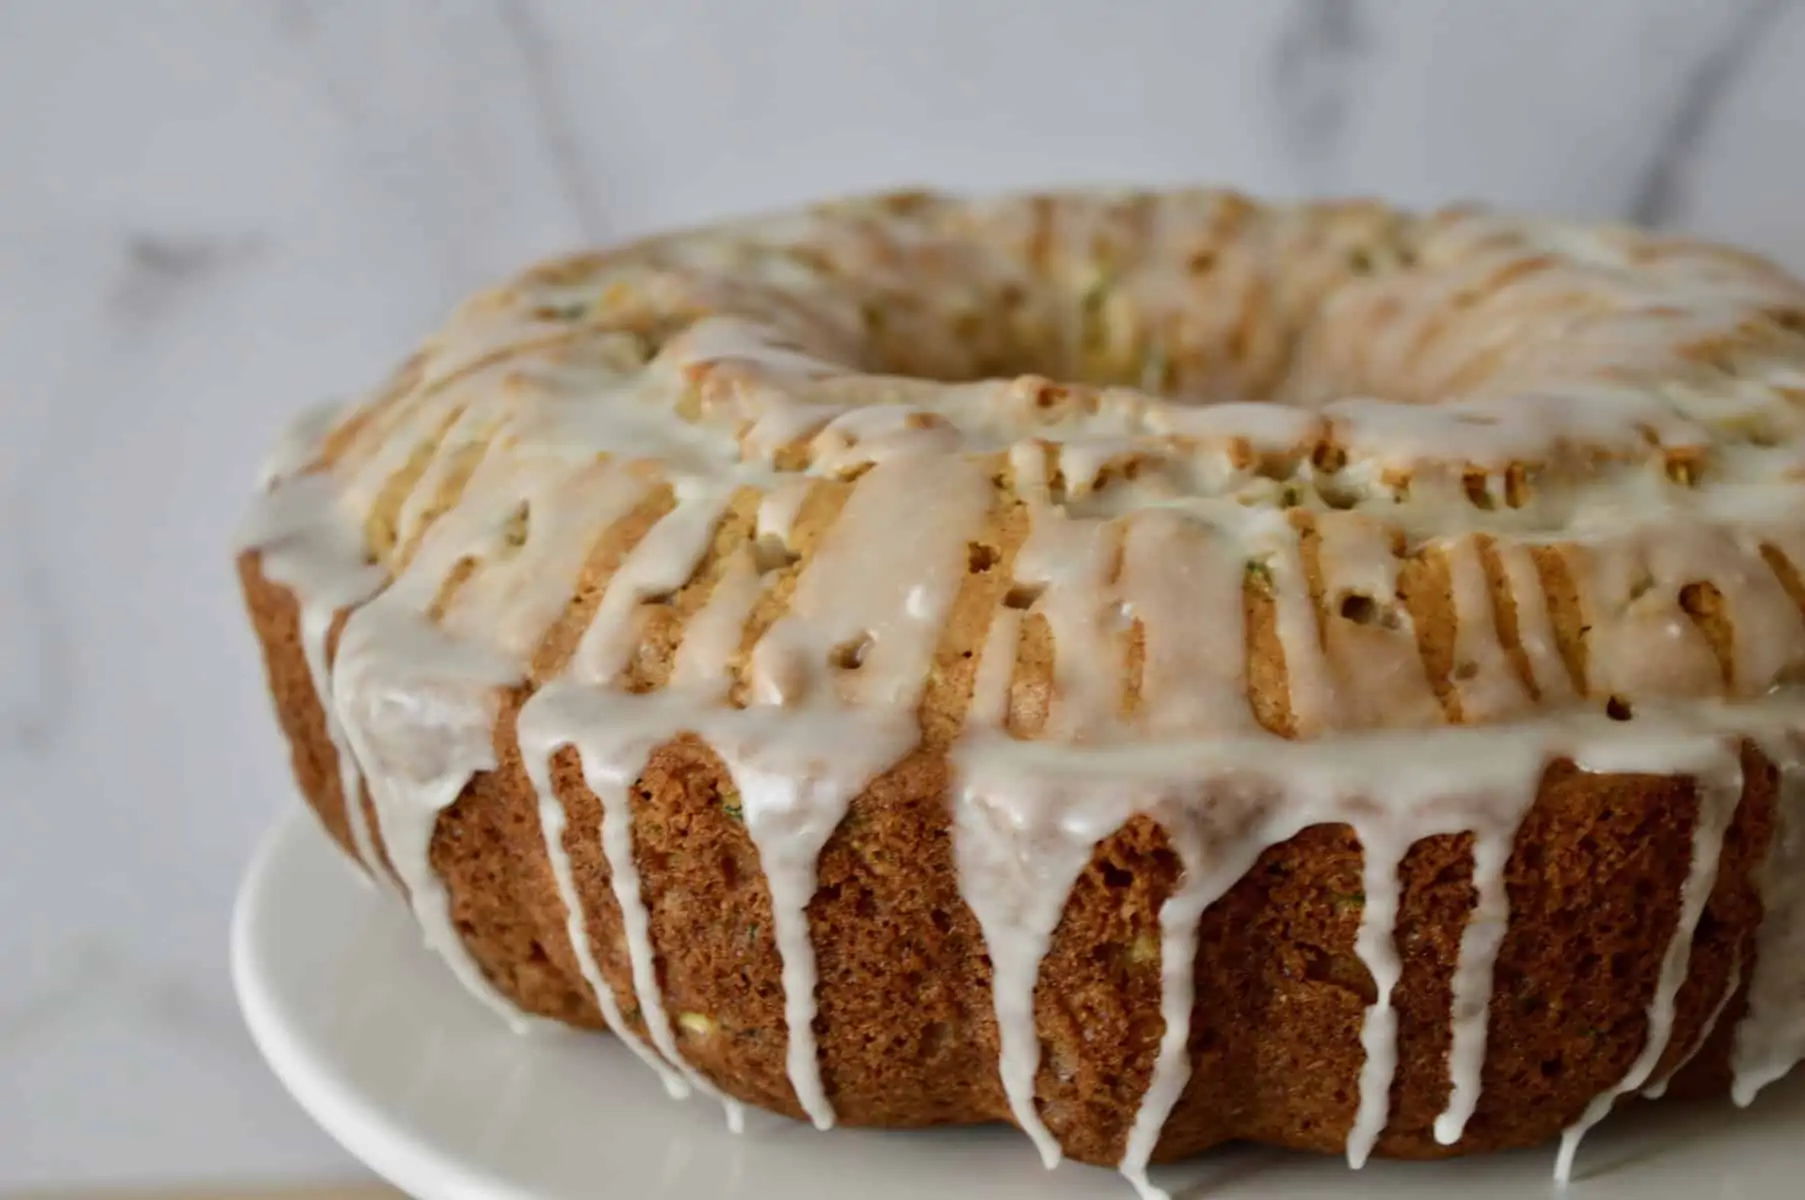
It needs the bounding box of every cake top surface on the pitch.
[262,188,1805,749]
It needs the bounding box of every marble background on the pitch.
[5,0,1805,1189]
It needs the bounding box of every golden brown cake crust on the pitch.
[241,545,1771,1164]
[234,188,1805,1177]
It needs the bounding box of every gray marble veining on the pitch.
[1270,0,1372,185]
[1627,0,1796,227]
[495,0,612,242]
[108,233,267,327]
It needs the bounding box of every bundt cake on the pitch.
[236,188,1805,1196]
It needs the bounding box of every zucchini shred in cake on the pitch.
[237,189,1805,1196]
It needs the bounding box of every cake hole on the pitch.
[1346,248,1374,274]
[1254,453,1303,482]
[1463,472,1497,510]
[1503,463,1532,508]
[1316,476,1361,510]
[1678,580,1716,617]
[920,1020,952,1061]
[1101,862,1135,889]
[1312,442,1348,474]
[831,633,873,671]
[1303,948,1378,1002]
[968,541,1000,573]
[1454,661,1480,681]
[501,501,531,549]
[754,534,801,574]
[1606,695,1634,721]
[1188,249,1217,275]
[1004,581,1047,610]
[531,301,588,322]
[1771,308,1805,335]
[1338,592,1398,629]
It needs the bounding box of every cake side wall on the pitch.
[238,550,358,863]
[237,549,1777,1166]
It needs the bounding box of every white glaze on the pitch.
[1553,740,1742,1183]
[952,739,1124,1169]
[519,684,749,1130]
[233,192,1805,1198]
[1644,943,1742,1101]
[1346,821,1406,1170]
[330,602,530,1030]
[517,480,753,1127]
[237,468,388,878]
[516,733,691,1100]
[1733,740,1805,1107]
[1433,827,1513,1144]
[1116,782,1293,1200]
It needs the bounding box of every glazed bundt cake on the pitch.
[237,188,1805,1196]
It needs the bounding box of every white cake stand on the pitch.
[232,810,1805,1199]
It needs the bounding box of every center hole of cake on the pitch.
[859,274,1242,404]
[858,240,1408,404]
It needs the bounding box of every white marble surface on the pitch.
[5,0,1805,1189]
